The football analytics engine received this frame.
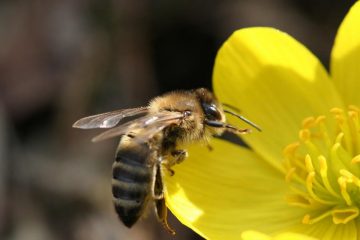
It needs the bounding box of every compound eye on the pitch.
[202,103,222,121]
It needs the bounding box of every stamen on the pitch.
[285,167,296,183]
[285,106,360,226]
[349,105,360,112]
[316,116,332,148]
[331,143,346,170]
[348,110,360,154]
[299,129,311,142]
[348,110,358,122]
[338,177,352,206]
[332,108,354,155]
[330,107,344,115]
[340,169,360,187]
[315,115,326,124]
[306,172,334,205]
[335,132,344,144]
[318,155,339,197]
[285,194,312,208]
[332,207,359,224]
[302,117,316,128]
[305,155,327,191]
[302,210,332,224]
[331,141,354,171]
[351,155,360,164]
[283,142,300,169]
[283,142,300,158]
[300,130,321,157]
[305,155,314,172]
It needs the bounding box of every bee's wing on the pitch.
[132,121,175,143]
[72,107,149,129]
[92,111,184,142]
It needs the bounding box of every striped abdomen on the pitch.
[112,136,153,227]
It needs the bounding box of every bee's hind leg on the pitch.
[155,197,175,235]
[151,163,164,199]
[153,163,176,235]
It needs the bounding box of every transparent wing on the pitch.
[72,107,148,129]
[92,111,184,142]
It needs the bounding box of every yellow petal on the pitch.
[289,218,357,240]
[242,231,318,240]
[164,139,306,239]
[241,231,271,240]
[213,27,343,171]
[331,1,360,106]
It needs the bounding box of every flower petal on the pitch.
[331,1,360,106]
[164,139,306,239]
[241,231,318,240]
[241,231,271,240]
[290,217,358,240]
[213,27,343,171]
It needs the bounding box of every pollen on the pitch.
[284,106,360,225]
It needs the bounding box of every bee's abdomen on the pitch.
[112,140,152,228]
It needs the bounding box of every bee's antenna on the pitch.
[222,103,241,113]
[223,109,262,132]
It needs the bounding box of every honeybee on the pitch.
[73,88,261,235]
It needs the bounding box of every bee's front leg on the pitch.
[164,165,175,177]
[171,149,188,164]
[160,150,188,177]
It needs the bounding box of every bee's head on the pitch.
[194,88,261,135]
[194,88,226,134]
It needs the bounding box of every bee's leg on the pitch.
[166,167,175,176]
[159,158,175,176]
[159,150,187,177]
[171,149,188,164]
[151,163,163,200]
[154,163,176,235]
[204,120,251,134]
[155,197,176,235]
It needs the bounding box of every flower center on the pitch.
[283,106,360,225]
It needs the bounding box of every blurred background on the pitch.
[0,0,356,239]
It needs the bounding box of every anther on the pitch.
[283,142,300,158]
[302,117,316,128]
[330,107,344,115]
[315,115,326,125]
[349,105,360,112]
[299,129,311,141]
[351,155,360,164]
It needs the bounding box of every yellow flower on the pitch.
[164,2,360,240]
[242,231,317,240]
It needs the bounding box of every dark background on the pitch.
[0,1,355,239]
